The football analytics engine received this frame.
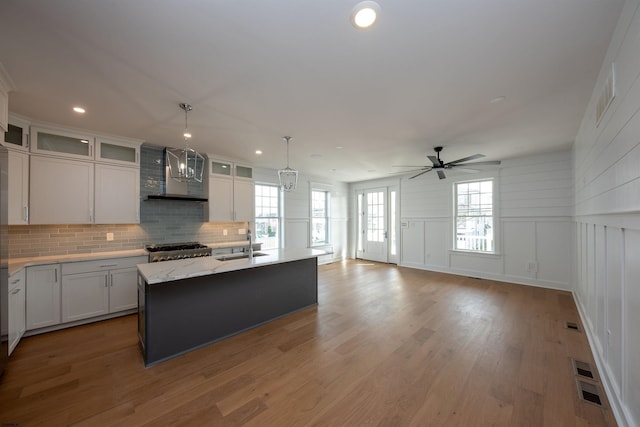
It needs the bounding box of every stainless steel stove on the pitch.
[145,242,211,262]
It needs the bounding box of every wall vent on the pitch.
[595,63,615,126]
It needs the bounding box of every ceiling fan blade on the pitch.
[427,155,440,167]
[409,168,432,179]
[392,165,430,168]
[446,153,485,165]
[437,170,446,180]
[463,160,501,166]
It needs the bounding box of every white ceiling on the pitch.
[0,0,624,182]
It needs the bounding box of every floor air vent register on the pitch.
[570,357,604,407]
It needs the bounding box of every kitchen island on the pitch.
[137,248,325,366]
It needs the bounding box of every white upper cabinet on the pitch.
[0,88,7,132]
[96,137,140,166]
[30,126,94,160]
[95,163,139,224]
[29,155,94,224]
[7,149,29,224]
[2,115,29,151]
[0,63,13,132]
[206,157,254,222]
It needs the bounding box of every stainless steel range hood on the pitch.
[145,148,208,202]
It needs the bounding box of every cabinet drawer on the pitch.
[62,256,147,275]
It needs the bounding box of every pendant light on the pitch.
[166,103,205,183]
[278,136,298,192]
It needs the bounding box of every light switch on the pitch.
[106,232,114,241]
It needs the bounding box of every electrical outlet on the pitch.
[106,232,114,241]
[223,229,228,236]
[527,261,538,273]
[238,228,246,235]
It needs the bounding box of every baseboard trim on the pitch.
[573,292,634,427]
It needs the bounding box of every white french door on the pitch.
[356,186,398,264]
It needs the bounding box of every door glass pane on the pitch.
[37,132,90,156]
[211,161,231,176]
[4,124,23,146]
[100,142,136,162]
[357,193,363,252]
[390,190,397,256]
[366,191,385,243]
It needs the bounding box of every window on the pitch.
[255,184,281,249]
[455,179,495,252]
[311,190,329,246]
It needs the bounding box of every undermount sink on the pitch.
[215,252,268,261]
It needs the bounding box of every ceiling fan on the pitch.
[394,146,501,180]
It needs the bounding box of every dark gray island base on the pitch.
[138,257,318,366]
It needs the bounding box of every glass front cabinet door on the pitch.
[3,115,30,151]
[96,138,140,166]
[30,127,94,160]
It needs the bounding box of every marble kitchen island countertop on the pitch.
[138,248,328,285]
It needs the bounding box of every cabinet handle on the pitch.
[100,264,118,268]
[54,269,58,282]
[11,288,21,295]
[10,278,20,285]
[110,273,113,287]
[105,275,108,288]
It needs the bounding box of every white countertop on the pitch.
[138,248,328,285]
[5,241,263,276]
[8,249,148,276]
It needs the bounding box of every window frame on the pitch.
[310,186,331,247]
[254,183,282,249]
[453,178,497,254]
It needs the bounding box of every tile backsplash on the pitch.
[8,145,249,258]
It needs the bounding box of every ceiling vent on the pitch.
[595,63,615,127]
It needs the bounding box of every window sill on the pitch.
[449,249,502,258]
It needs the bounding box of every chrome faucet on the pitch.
[247,229,253,258]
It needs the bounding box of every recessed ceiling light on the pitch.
[183,132,192,139]
[351,1,380,29]
[336,146,344,150]
[73,106,86,114]
[490,96,506,103]
[255,150,263,155]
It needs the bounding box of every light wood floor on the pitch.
[0,260,616,426]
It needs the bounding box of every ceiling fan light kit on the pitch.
[393,146,501,180]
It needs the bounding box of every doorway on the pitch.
[356,186,398,264]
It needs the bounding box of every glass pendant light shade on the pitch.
[167,103,205,183]
[278,136,298,192]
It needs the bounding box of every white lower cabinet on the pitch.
[8,269,26,355]
[109,267,139,312]
[62,271,109,323]
[26,264,61,330]
[61,256,146,323]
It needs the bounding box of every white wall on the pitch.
[254,167,348,264]
[395,150,573,290]
[573,1,640,425]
